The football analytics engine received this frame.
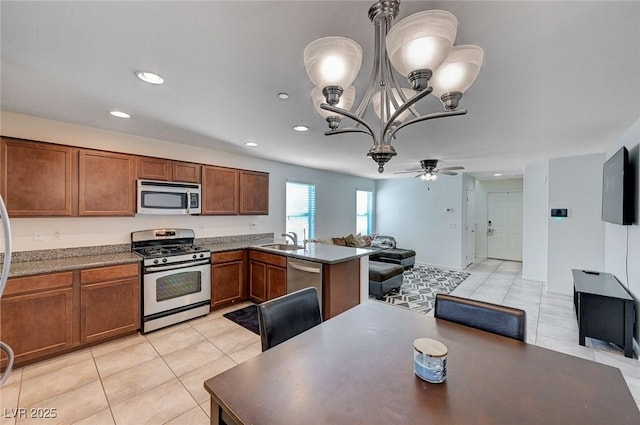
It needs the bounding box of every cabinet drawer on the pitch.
[249,250,287,268]
[212,250,244,263]
[80,263,139,284]
[4,271,73,296]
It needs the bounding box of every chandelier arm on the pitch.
[320,103,376,141]
[324,128,373,138]
[389,109,468,139]
[353,20,384,120]
[387,64,421,118]
[382,87,433,138]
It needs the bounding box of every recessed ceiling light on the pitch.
[245,142,258,147]
[135,71,164,85]
[278,93,289,99]
[494,173,502,177]
[293,125,309,132]
[110,110,131,118]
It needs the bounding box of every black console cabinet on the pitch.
[572,269,635,358]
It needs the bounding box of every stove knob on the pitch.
[199,253,204,258]
[153,259,159,265]
[162,258,168,263]
[192,254,197,259]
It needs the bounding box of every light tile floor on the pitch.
[1,259,638,424]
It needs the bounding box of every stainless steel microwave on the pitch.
[137,180,201,215]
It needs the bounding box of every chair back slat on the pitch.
[435,294,526,341]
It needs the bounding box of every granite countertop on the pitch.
[0,235,371,277]
[249,242,374,264]
[4,252,142,278]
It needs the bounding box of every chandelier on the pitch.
[303,0,483,173]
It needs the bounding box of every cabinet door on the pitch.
[202,166,239,215]
[80,263,140,344]
[212,261,244,308]
[249,261,267,303]
[1,138,77,216]
[172,161,201,183]
[80,277,140,343]
[1,286,74,366]
[79,149,136,216]
[266,265,286,300]
[138,156,171,181]
[239,170,269,215]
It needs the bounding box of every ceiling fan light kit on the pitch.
[303,0,483,173]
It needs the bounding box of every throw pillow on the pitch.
[362,235,372,246]
[353,233,367,247]
[344,234,358,247]
[332,237,347,246]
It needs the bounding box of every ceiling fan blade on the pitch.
[439,166,465,170]
[438,171,458,176]
[394,169,423,174]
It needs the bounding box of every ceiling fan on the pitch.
[394,159,465,182]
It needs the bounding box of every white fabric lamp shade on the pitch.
[303,36,363,89]
[372,88,414,123]
[311,85,356,118]
[430,45,484,97]
[386,10,458,78]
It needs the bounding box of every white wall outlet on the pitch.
[449,223,457,229]
[33,230,46,241]
[53,229,62,240]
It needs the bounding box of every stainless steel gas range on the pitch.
[132,229,211,333]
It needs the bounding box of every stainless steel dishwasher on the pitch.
[287,258,323,308]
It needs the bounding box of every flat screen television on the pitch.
[601,146,633,225]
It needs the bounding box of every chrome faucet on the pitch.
[282,232,298,246]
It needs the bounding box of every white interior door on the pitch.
[464,189,475,267]
[487,192,523,261]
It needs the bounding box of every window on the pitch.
[356,190,373,235]
[286,182,316,240]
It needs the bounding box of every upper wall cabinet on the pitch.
[79,149,136,216]
[240,170,269,215]
[202,165,239,215]
[0,138,77,217]
[137,156,201,183]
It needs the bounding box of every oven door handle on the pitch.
[145,259,210,272]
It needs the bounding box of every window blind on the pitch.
[286,182,316,240]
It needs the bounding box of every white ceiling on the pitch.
[2,1,639,180]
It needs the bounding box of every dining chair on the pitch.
[257,287,323,351]
[434,293,526,341]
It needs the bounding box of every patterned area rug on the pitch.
[382,265,470,314]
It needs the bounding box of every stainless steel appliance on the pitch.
[0,195,14,386]
[132,229,211,333]
[137,180,201,215]
[287,258,323,309]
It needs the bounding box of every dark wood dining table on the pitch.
[204,301,640,425]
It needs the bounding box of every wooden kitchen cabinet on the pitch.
[137,156,171,180]
[0,138,77,216]
[172,161,201,183]
[202,165,239,215]
[249,250,286,303]
[79,263,140,344]
[0,272,75,366]
[137,157,201,183]
[79,149,136,216]
[239,170,269,215]
[211,250,246,308]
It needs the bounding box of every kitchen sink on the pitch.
[260,243,304,251]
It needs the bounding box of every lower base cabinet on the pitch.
[211,250,246,308]
[1,263,140,369]
[80,263,140,344]
[249,250,286,303]
[0,272,74,366]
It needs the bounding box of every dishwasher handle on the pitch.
[288,261,321,274]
